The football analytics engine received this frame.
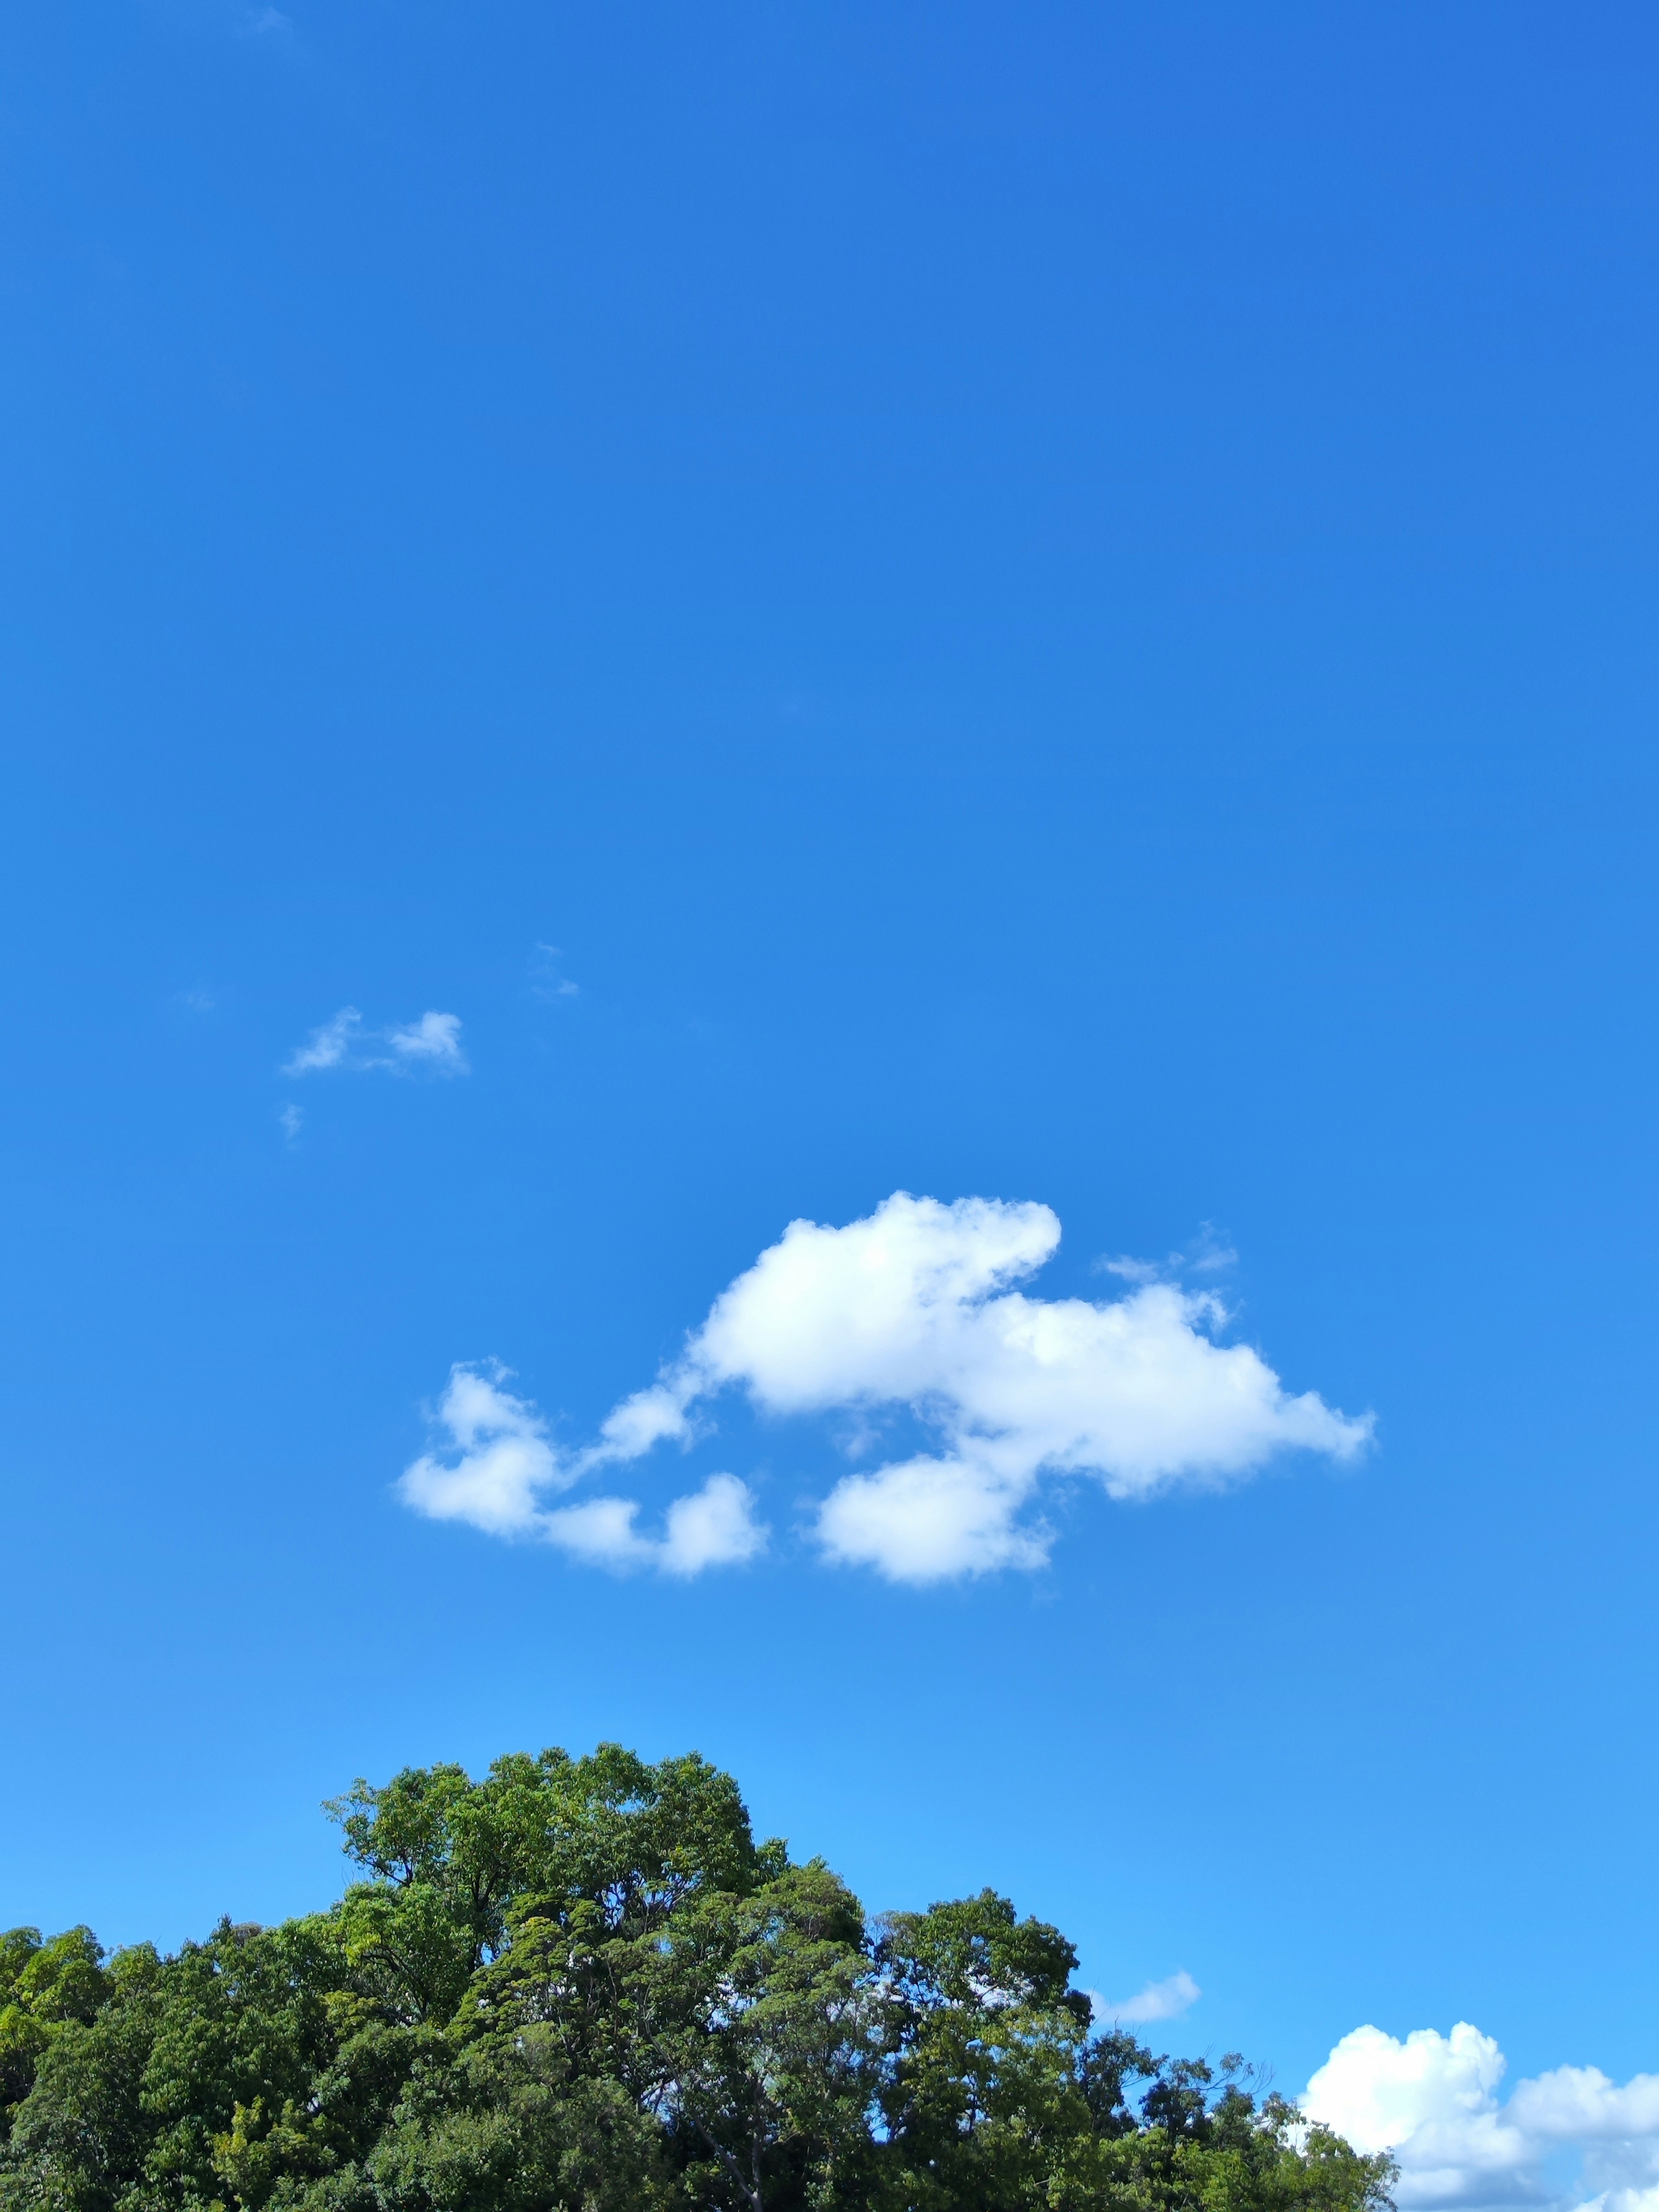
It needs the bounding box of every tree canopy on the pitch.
[0,1745,1394,2212]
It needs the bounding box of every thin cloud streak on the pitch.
[284,1006,468,1077]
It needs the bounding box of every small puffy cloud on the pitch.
[284,1007,467,1078]
[1096,1970,1201,2026]
[397,1365,563,1537]
[278,1104,304,1142]
[585,1192,1371,1582]
[543,1474,766,1576]
[398,1365,764,1575]
[1303,2025,1659,2212]
[817,1455,1052,1579]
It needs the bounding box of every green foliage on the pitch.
[325,1747,781,2028]
[0,1928,109,2136]
[0,1746,1396,2212]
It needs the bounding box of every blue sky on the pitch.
[4,4,1659,2199]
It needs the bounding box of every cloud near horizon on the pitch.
[1302,2022,1659,2212]
[396,1192,1371,1581]
[1096,1970,1202,2025]
[284,1006,467,1077]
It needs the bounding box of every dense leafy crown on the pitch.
[0,1745,1394,2212]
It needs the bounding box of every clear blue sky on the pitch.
[4,0,1657,2121]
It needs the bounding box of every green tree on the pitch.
[0,1746,1395,2212]
[874,1887,1100,2211]
[326,1746,782,2027]
[0,1929,110,2136]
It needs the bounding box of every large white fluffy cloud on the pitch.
[399,1192,1371,1581]
[585,1192,1370,1580]
[1303,2024,1659,2212]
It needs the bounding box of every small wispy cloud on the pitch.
[287,1008,360,1073]
[397,1364,765,1576]
[1096,1254,1165,1286]
[163,0,303,58]
[1094,1970,1202,2025]
[283,1007,469,1078]
[532,944,581,1001]
[1095,1223,1238,1284]
[386,1010,467,1068]
[278,1104,304,1142]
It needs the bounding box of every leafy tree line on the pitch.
[0,1747,1393,2212]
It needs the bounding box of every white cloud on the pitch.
[1303,2025,1659,2212]
[397,1365,764,1575]
[1095,1969,1202,2025]
[278,1103,304,1142]
[1506,2072,1659,2143]
[399,1194,1370,1584]
[532,944,581,1000]
[1096,1222,1238,1283]
[543,1474,766,1576]
[286,1007,362,1073]
[1306,2024,1525,2204]
[397,1365,562,1537]
[1097,1254,1166,1285]
[284,1006,468,1078]
[584,1192,1371,1582]
[386,1009,467,1070]
[817,1455,1052,1578]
